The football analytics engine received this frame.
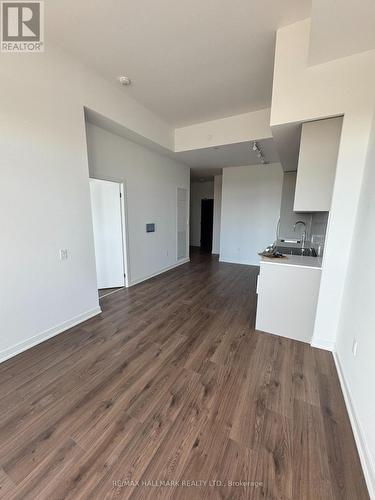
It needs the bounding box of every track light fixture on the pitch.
[251,141,268,165]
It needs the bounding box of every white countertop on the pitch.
[260,254,323,270]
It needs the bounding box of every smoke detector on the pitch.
[118,76,132,86]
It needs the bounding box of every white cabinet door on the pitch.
[294,117,342,212]
[256,263,322,343]
[90,178,125,289]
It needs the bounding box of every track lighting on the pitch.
[251,141,268,165]
[118,75,132,86]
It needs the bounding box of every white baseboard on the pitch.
[129,259,190,287]
[310,338,335,351]
[219,257,259,266]
[99,287,125,298]
[333,352,375,499]
[0,306,102,365]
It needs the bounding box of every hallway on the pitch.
[0,253,368,499]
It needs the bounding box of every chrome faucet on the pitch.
[293,220,307,250]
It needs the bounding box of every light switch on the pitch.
[59,249,68,261]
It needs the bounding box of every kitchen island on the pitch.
[255,255,322,343]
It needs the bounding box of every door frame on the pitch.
[89,175,131,288]
[176,186,189,262]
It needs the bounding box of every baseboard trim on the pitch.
[129,259,190,287]
[310,339,335,351]
[333,352,375,499]
[0,306,102,365]
[219,257,259,266]
[99,287,125,299]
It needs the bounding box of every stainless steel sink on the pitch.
[276,246,318,257]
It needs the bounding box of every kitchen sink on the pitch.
[276,246,318,257]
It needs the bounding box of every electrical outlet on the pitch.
[352,339,358,357]
[59,249,68,261]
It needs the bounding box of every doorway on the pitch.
[89,178,128,297]
[200,199,214,252]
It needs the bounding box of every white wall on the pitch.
[175,108,272,152]
[220,164,283,265]
[189,180,214,247]
[334,107,375,497]
[212,175,223,254]
[272,19,375,350]
[0,45,176,362]
[86,123,190,284]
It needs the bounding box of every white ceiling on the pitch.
[177,139,279,177]
[309,0,375,65]
[47,0,310,127]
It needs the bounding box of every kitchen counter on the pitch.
[261,254,322,270]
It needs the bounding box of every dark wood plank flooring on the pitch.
[0,251,369,499]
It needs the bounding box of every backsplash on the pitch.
[278,172,329,253]
[311,211,329,237]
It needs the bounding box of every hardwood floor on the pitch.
[0,251,369,499]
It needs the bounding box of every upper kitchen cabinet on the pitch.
[294,117,343,212]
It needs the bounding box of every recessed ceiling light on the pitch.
[118,76,132,86]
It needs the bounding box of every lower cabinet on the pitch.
[255,262,322,343]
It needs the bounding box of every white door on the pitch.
[177,187,188,260]
[89,178,125,289]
